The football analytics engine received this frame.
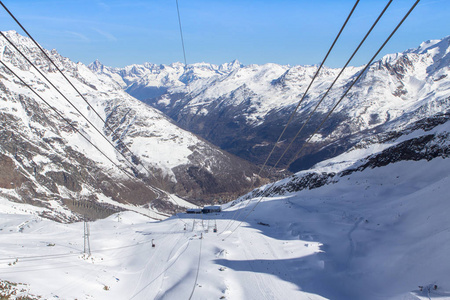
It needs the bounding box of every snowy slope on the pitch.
[1,31,449,299]
[0,31,264,220]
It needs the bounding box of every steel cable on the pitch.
[220,0,361,235]
[0,1,199,218]
[223,0,421,240]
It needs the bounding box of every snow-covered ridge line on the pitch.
[91,35,450,171]
[1,31,450,300]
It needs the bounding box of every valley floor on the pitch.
[1,158,450,300]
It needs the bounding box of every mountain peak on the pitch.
[219,59,243,72]
[415,36,450,54]
[2,30,20,37]
[88,59,104,72]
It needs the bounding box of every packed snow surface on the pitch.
[1,156,449,300]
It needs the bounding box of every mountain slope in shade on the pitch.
[93,36,450,172]
[222,108,450,299]
[0,31,265,221]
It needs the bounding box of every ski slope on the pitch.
[1,155,449,299]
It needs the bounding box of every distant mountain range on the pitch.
[1,29,449,222]
[90,36,450,172]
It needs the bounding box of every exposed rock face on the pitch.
[92,37,450,172]
[0,153,27,189]
[0,31,266,221]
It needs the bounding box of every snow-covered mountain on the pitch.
[0,31,265,221]
[217,105,450,299]
[92,37,450,171]
[1,30,449,300]
[241,111,450,199]
[89,59,244,101]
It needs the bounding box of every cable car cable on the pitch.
[271,0,393,171]
[257,0,360,177]
[0,1,170,194]
[176,0,191,93]
[220,0,360,234]
[223,0,421,240]
[0,1,197,220]
[0,31,143,178]
[0,60,136,182]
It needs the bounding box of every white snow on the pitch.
[95,36,450,148]
[1,153,449,299]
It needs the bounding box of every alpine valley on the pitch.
[1,30,450,300]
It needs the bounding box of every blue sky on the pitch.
[0,0,448,68]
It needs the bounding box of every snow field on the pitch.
[0,206,321,299]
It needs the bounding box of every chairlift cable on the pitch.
[271,0,393,170]
[223,0,421,240]
[220,0,360,235]
[0,1,196,219]
[0,236,158,263]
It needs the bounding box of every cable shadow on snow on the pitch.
[214,249,367,300]
[211,202,361,299]
[212,195,450,300]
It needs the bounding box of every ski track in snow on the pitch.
[346,217,363,268]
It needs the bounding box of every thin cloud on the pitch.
[66,31,90,42]
[93,28,118,42]
[97,2,110,11]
